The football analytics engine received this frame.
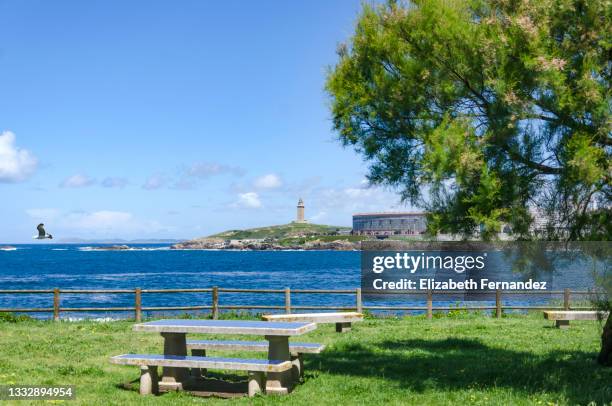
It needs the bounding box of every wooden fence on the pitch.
[0,288,597,322]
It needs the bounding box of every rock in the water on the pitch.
[89,245,131,251]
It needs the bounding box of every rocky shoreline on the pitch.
[82,245,132,251]
[171,238,359,251]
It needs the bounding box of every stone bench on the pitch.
[543,310,609,329]
[110,354,291,397]
[262,312,363,333]
[186,340,325,380]
[186,339,325,354]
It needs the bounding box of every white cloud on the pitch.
[309,211,328,222]
[65,210,163,236]
[170,178,195,190]
[142,174,166,190]
[343,187,379,199]
[26,208,60,221]
[65,210,134,230]
[26,208,164,237]
[188,163,244,179]
[304,181,408,221]
[60,174,96,188]
[101,177,128,188]
[142,162,244,191]
[0,131,38,182]
[234,192,262,208]
[254,173,282,189]
[318,185,402,211]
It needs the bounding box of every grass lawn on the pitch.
[0,312,610,405]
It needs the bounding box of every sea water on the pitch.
[0,244,597,319]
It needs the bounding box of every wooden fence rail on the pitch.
[0,287,598,321]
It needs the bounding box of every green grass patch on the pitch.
[0,313,610,405]
[0,312,33,323]
[209,223,351,240]
[276,235,367,246]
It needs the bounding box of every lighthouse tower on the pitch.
[295,198,306,223]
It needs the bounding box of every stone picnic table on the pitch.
[132,319,317,394]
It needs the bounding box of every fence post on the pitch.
[356,288,362,313]
[53,288,60,321]
[212,286,219,319]
[285,287,291,314]
[426,290,433,320]
[496,289,502,318]
[564,288,570,310]
[135,288,142,322]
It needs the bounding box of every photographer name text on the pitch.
[371,278,548,291]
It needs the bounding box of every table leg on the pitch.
[265,335,291,395]
[190,349,207,377]
[160,332,188,391]
[291,353,304,382]
[139,365,159,395]
[336,322,351,333]
[248,371,265,397]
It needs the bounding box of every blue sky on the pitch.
[0,0,408,242]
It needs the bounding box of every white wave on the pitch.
[46,274,78,279]
[135,247,171,251]
[77,246,170,252]
[90,270,207,280]
[0,275,44,283]
[206,271,275,277]
[89,294,115,303]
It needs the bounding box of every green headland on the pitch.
[172,223,365,250]
[210,222,350,239]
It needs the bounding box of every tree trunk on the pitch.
[598,314,612,366]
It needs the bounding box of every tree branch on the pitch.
[500,145,563,175]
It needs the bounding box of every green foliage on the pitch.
[326,0,611,240]
[361,309,376,319]
[0,312,33,323]
[447,302,470,317]
[278,235,367,246]
[216,310,264,320]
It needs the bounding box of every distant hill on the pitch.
[209,222,352,240]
